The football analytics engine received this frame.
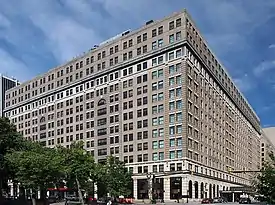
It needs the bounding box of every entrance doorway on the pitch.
[170,177,182,199]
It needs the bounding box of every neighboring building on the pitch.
[4,9,261,202]
[261,127,275,167]
[260,130,275,167]
[0,74,20,116]
[263,127,275,147]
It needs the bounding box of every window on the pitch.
[158,26,163,35]
[152,71,157,79]
[137,47,141,55]
[152,41,157,50]
[129,39,133,47]
[176,32,181,40]
[158,56,164,64]
[153,141,158,149]
[143,33,147,41]
[169,34,174,44]
[176,49,182,58]
[169,21,174,30]
[159,140,164,148]
[170,151,175,159]
[152,58,157,66]
[152,29,157,37]
[176,18,181,27]
[123,41,127,49]
[143,45,147,53]
[169,52,174,60]
[153,153,158,161]
[170,139,175,147]
[137,35,141,43]
[158,39,163,47]
[169,65,175,74]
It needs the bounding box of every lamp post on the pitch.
[146,173,155,201]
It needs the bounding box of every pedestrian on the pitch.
[107,198,112,205]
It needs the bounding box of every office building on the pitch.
[260,129,275,167]
[4,10,261,202]
[263,127,275,147]
[0,74,20,116]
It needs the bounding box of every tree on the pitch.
[0,117,27,198]
[5,144,66,198]
[56,142,97,205]
[254,154,275,203]
[99,156,132,198]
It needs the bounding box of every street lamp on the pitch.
[146,173,155,201]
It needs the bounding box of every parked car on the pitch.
[239,198,251,204]
[213,197,222,203]
[201,198,213,204]
[213,197,227,203]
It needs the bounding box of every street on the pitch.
[51,203,263,205]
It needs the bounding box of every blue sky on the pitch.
[0,0,275,127]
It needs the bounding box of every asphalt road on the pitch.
[50,203,260,205]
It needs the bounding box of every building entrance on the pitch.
[170,177,182,200]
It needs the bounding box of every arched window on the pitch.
[194,181,198,199]
[98,99,106,106]
[40,116,46,123]
[188,180,193,198]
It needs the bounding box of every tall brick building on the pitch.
[4,10,261,201]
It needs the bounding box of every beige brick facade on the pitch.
[4,9,261,201]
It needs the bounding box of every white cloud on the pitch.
[253,60,275,77]
[233,74,254,93]
[269,44,275,49]
[0,48,32,82]
[0,0,275,82]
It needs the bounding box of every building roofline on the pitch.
[183,10,259,122]
[6,9,187,92]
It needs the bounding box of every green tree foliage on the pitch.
[99,156,132,197]
[1,118,130,200]
[0,117,28,197]
[6,141,97,199]
[57,142,97,189]
[254,155,275,203]
[5,144,66,197]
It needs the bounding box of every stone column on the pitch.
[204,183,208,199]
[17,184,20,198]
[148,178,153,200]
[9,182,14,197]
[133,179,138,200]
[192,181,195,201]
[182,177,188,197]
[94,183,98,199]
[163,177,170,201]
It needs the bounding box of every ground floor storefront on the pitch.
[132,173,246,202]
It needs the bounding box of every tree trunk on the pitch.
[32,197,37,205]
[76,177,84,205]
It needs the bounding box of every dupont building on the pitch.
[4,10,261,202]
[0,74,20,116]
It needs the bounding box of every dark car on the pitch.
[202,198,213,204]
[239,198,251,204]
